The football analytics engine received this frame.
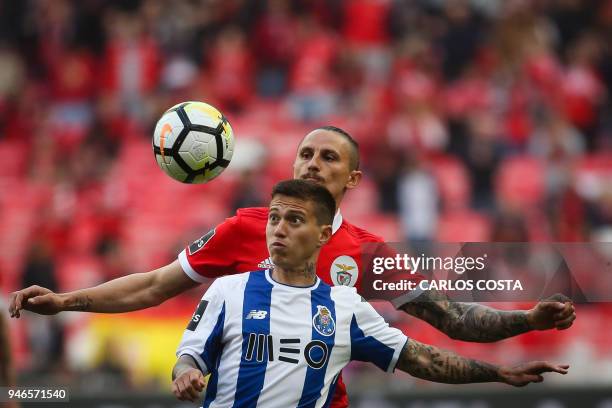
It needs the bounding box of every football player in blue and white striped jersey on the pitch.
[172,179,568,407]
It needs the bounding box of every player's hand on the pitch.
[172,368,207,402]
[500,361,569,387]
[527,293,575,331]
[8,286,64,318]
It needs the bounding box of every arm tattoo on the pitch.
[401,290,531,342]
[69,295,94,311]
[396,339,502,384]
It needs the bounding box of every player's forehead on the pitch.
[269,195,315,217]
[298,130,351,156]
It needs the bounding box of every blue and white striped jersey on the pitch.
[177,269,407,408]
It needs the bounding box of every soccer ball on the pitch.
[152,101,234,183]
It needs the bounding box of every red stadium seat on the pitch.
[495,156,545,210]
[350,213,403,242]
[574,153,612,198]
[341,176,378,219]
[0,140,28,179]
[427,154,471,211]
[437,210,491,242]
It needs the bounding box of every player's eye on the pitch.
[300,150,312,159]
[291,216,304,224]
[269,214,280,222]
[324,154,337,161]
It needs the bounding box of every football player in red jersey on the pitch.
[9,126,576,407]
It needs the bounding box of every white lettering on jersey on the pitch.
[245,334,330,369]
[188,229,216,255]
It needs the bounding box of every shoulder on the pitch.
[330,284,361,304]
[212,271,252,291]
[216,207,267,236]
[236,207,269,222]
[339,219,384,243]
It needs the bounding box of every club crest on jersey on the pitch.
[188,229,215,255]
[313,305,335,336]
[330,255,358,287]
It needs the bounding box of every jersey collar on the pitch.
[332,210,343,235]
[265,269,321,290]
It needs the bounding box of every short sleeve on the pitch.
[178,214,242,282]
[176,279,226,374]
[350,297,408,373]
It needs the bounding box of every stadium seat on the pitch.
[0,139,27,179]
[495,156,545,210]
[574,153,612,199]
[427,154,471,211]
[350,213,403,242]
[341,176,378,219]
[437,210,491,242]
[56,254,103,292]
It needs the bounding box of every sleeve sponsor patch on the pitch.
[187,300,209,331]
[188,228,216,255]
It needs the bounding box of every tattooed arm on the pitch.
[396,338,569,386]
[9,260,199,316]
[400,290,575,342]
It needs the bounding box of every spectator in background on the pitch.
[560,32,606,147]
[588,186,612,241]
[231,168,268,212]
[253,0,298,97]
[288,16,339,121]
[0,274,19,408]
[529,110,588,241]
[208,26,253,113]
[439,0,483,81]
[463,112,503,211]
[20,239,65,374]
[368,141,403,214]
[101,8,160,122]
[491,209,528,243]
[0,318,18,408]
[397,153,438,253]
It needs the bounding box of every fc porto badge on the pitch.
[313,305,335,336]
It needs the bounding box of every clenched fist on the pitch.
[527,293,576,331]
[172,368,207,402]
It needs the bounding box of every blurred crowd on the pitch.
[1,0,612,395]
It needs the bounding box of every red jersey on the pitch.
[178,207,421,407]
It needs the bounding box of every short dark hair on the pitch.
[271,179,336,226]
[313,126,360,171]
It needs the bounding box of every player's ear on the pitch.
[346,170,362,191]
[318,225,332,247]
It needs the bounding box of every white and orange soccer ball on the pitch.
[152,101,235,183]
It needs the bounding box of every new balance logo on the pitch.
[246,310,268,320]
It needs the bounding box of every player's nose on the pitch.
[307,154,321,171]
[273,220,288,237]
